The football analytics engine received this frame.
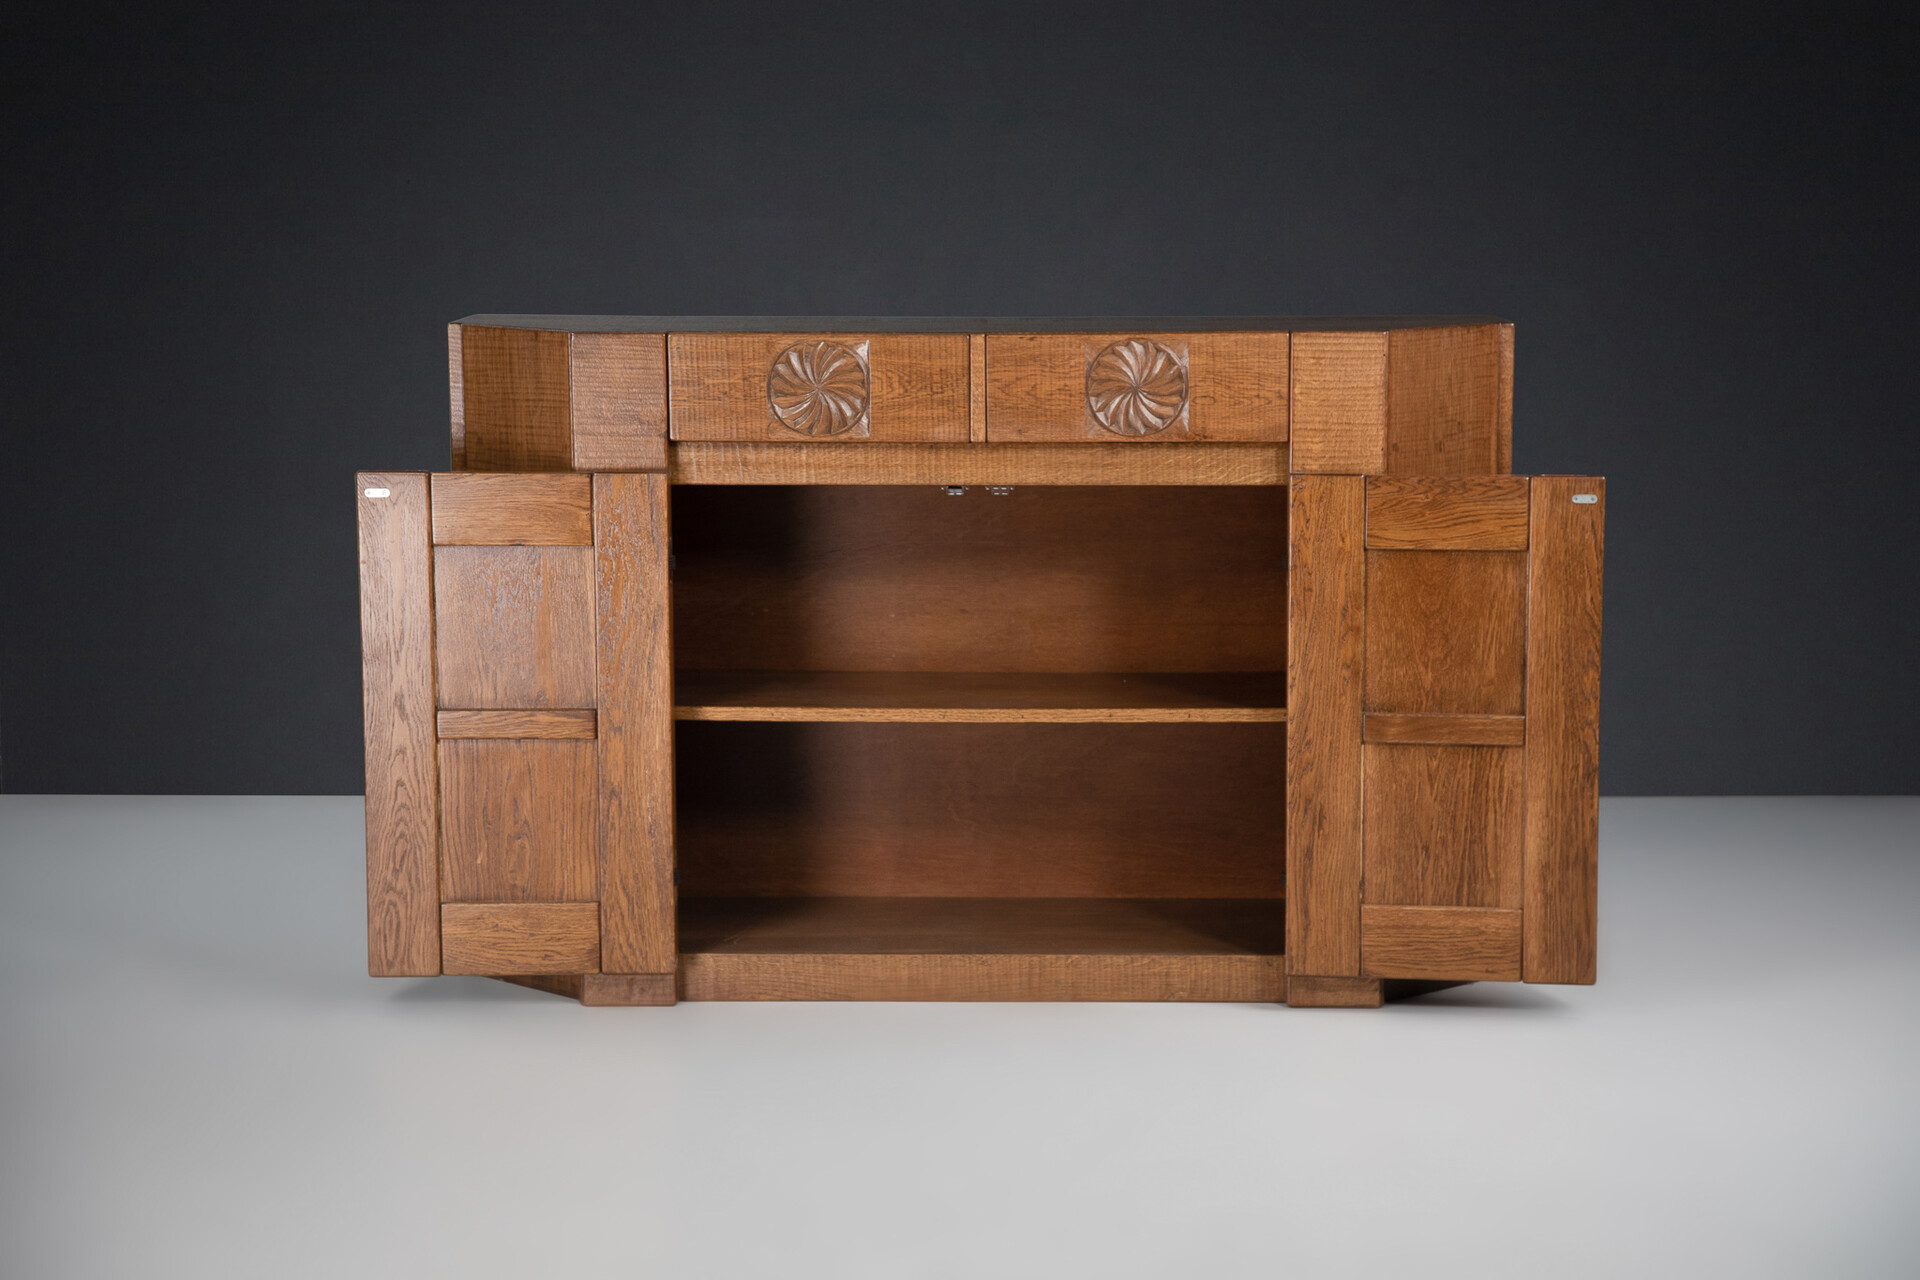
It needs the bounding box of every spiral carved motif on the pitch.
[1086,338,1188,437]
[767,340,870,437]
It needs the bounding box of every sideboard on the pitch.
[356,316,1603,1007]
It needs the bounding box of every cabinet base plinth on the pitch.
[491,973,677,1005]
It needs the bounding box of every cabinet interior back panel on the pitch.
[675,721,1286,899]
[669,485,1287,674]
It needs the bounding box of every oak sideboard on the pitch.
[356,316,1603,1008]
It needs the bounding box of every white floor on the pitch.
[1,796,1915,1278]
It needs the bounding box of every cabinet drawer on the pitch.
[985,332,1289,443]
[669,333,971,442]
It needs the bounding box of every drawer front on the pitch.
[985,332,1289,443]
[669,333,971,442]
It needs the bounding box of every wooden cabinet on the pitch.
[363,316,1601,1008]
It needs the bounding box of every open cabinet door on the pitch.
[357,471,676,1003]
[1287,474,1603,1003]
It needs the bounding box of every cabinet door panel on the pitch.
[1288,474,1604,985]
[439,739,598,902]
[433,546,596,709]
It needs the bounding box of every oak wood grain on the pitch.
[1361,904,1521,981]
[432,546,595,708]
[596,473,678,974]
[669,333,970,442]
[969,333,987,442]
[448,324,466,469]
[438,740,598,902]
[429,472,593,545]
[1363,713,1525,746]
[1496,323,1515,474]
[490,973,677,1005]
[441,902,601,974]
[358,472,441,976]
[680,953,1284,1001]
[680,897,1284,955]
[1286,475,1365,976]
[669,442,1289,485]
[670,485,1287,676]
[1365,550,1527,715]
[676,722,1286,899]
[1285,974,1383,1008]
[1365,475,1529,550]
[673,671,1286,723]
[1288,331,1386,473]
[1385,324,1505,475]
[984,332,1288,442]
[436,709,596,739]
[570,331,669,470]
[1363,743,1524,908]
[460,325,572,471]
[1524,476,1605,984]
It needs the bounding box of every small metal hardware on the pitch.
[363,487,390,498]
[986,486,1014,496]
[1572,494,1598,505]
[940,486,968,496]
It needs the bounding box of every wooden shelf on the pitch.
[673,671,1286,723]
[676,897,1286,1001]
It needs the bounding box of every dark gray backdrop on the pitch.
[4,3,1915,795]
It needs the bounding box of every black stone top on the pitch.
[456,315,1506,333]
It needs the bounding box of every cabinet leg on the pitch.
[1286,974,1384,1008]
[489,973,677,1005]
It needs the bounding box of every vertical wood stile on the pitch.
[358,471,442,975]
[595,473,678,980]
[1523,477,1605,982]
[448,325,466,470]
[1287,474,1366,976]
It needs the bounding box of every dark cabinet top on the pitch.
[456,314,1507,333]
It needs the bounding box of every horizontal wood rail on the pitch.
[667,442,1289,486]
[673,671,1287,723]
[437,709,598,739]
[1362,713,1524,746]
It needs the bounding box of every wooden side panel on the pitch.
[441,902,601,974]
[1384,324,1504,475]
[429,473,593,546]
[1364,713,1525,746]
[1365,550,1527,715]
[437,709,596,739]
[1287,475,1365,975]
[669,333,969,442]
[439,740,598,901]
[1288,331,1387,473]
[986,332,1288,443]
[448,324,466,470]
[358,472,441,976]
[461,326,572,471]
[1365,476,1529,550]
[1362,905,1521,981]
[1524,477,1606,983]
[596,473,678,974]
[670,442,1288,485]
[1363,743,1523,908]
[432,546,595,708]
[570,331,668,471]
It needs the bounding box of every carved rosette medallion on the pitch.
[1086,338,1188,437]
[767,340,870,437]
